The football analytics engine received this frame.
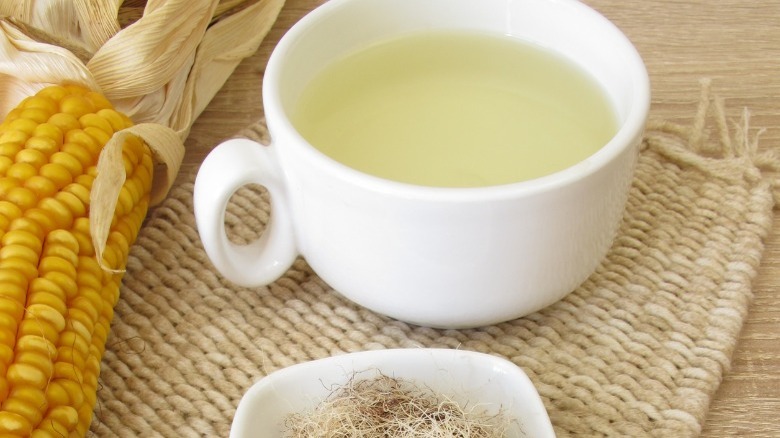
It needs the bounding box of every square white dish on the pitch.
[230,348,555,437]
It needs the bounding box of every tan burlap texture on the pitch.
[90,82,779,437]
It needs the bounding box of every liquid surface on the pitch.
[292,31,619,187]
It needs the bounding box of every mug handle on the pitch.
[193,138,297,287]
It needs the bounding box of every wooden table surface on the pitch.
[184,1,780,436]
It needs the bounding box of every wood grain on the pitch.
[184,1,780,436]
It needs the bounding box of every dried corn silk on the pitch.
[283,375,511,438]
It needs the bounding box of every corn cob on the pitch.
[0,84,153,437]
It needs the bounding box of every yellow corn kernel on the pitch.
[2,396,46,430]
[17,324,59,352]
[0,143,23,159]
[76,283,104,312]
[124,177,144,206]
[43,271,77,302]
[41,247,78,269]
[51,361,82,383]
[0,108,21,126]
[0,258,38,283]
[6,186,37,210]
[58,95,92,119]
[43,380,69,408]
[38,163,73,190]
[115,186,134,217]
[82,126,110,148]
[45,405,79,433]
[0,410,32,435]
[15,335,56,358]
[0,296,24,323]
[0,282,26,306]
[22,95,57,113]
[83,355,99,384]
[60,143,92,169]
[107,231,130,259]
[0,201,22,222]
[0,156,13,175]
[0,379,10,406]
[49,152,83,178]
[48,379,84,408]
[6,361,48,389]
[22,208,56,236]
[91,321,110,356]
[1,228,42,253]
[0,314,19,345]
[111,217,137,246]
[78,113,114,138]
[26,291,67,317]
[38,256,77,280]
[54,191,86,219]
[73,174,94,192]
[6,162,36,182]
[0,245,37,265]
[123,136,142,163]
[37,197,73,230]
[24,136,59,156]
[14,148,47,170]
[66,308,93,339]
[46,113,80,135]
[69,296,99,328]
[0,269,27,291]
[35,85,67,101]
[61,182,89,207]
[0,335,15,359]
[24,175,58,199]
[63,129,99,156]
[0,347,15,374]
[19,108,51,126]
[101,283,121,310]
[57,331,89,359]
[0,178,16,200]
[76,258,102,291]
[99,245,120,270]
[26,298,66,325]
[7,216,44,240]
[6,118,38,137]
[12,349,54,372]
[10,390,48,416]
[32,428,61,438]
[0,130,27,146]
[47,229,79,252]
[55,346,86,373]
[18,108,49,125]
[32,123,62,144]
[70,219,94,256]
[97,108,130,132]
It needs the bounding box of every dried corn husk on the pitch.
[0,0,285,265]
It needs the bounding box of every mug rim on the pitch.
[263,0,651,202]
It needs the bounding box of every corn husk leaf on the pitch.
[0,0,285,269]
[174,0,283,130]
[92,122,184,270]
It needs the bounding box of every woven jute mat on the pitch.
[90,82,779,437]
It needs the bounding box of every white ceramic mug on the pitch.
[194,0,650,328]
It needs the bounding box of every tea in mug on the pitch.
[292,30,619,187]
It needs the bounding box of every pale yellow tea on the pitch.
[292,31,619,187]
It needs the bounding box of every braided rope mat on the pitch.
[90,84,778,437]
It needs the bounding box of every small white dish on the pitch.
[230,348,555,437]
